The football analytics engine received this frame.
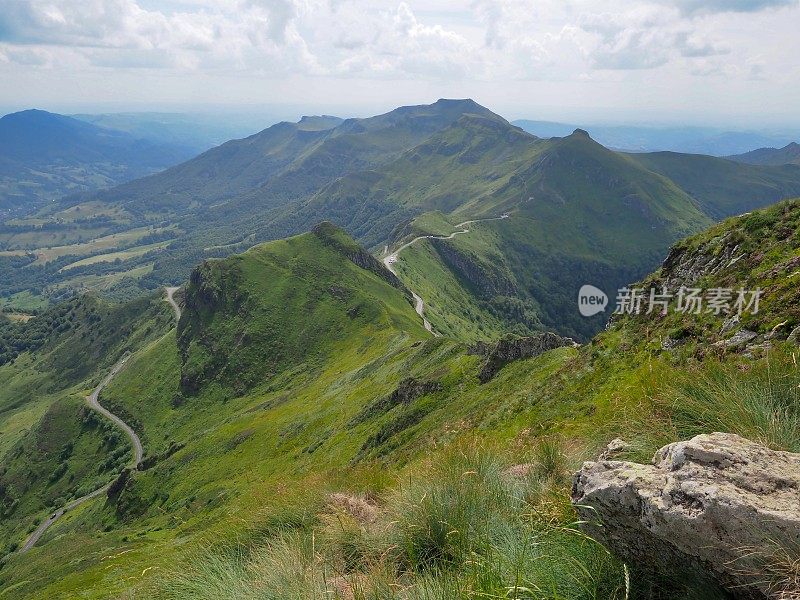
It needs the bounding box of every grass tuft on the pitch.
[664,355,800,452]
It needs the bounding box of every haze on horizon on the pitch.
[1,0,799,128]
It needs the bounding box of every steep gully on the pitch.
[20,287,181,553]
[382,215,509,335]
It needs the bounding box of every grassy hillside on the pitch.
[1,203,798,598]
[0,101,507,306]
[176,222,424,397]
[0,292,174,553]
[628,150,800,218]
[380,129,711,340]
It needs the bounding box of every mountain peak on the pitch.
[571,128,592,139]
[433,98,481,109]
[297,115,343,131]
[1,108,67,125]
[177,226,423,394]
[311,221,405,290]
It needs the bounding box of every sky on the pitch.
[1,0,799,126]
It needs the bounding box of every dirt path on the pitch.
[382,214,509,335]
[20,356,137,553]
[165,286,181,321]
[87,356,142,465]
[20,287,179,553]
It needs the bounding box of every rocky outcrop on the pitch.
[107,467,132,499]
[349,377,442,426]
[475,332,577,383]
[572,433,800,599]
[714,328,758,350]
[659,234,744,289]
[177,259,248,394]
[137,441,185,471]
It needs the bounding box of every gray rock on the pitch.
[788,326,800,345]
[598,438,631,460]
[661,336,679,350]
[572,433,800,599]
[660,236,743,289]
[720,315,740,335]
[742,341,773,359]
[714,328,758,350]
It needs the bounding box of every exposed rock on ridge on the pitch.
[572,433,800,600]
[472,332,576,382]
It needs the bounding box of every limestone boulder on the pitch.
[572,433,800,599]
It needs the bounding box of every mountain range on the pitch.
[70,112,284,156]
[727,141,800,166]
[1,99,800,599]
[512,118,800,156]
[3,99,800,339]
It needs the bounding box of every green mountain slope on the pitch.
[84,99,497,220]
[628,150,800,218]
[1,203,799,598]
[0,101,510,306]
[354,127,711,340]
[0,293,173,550]
[176,222,424,396]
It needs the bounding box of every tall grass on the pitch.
[664,354,800,452]
[157,442,626,599]
[156,351,800,600]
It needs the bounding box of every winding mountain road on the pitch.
[382,215,509,335]
[165,286,182,320]
[87,355,142,465]
[20,287,181,553]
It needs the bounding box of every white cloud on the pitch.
[577,6,730,71]
[0,0,786,77]
[0,0,798,123]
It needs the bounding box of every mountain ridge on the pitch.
[727,141,800,166]
[2,199,800,598]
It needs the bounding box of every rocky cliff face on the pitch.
[312,222,409,295]
[349,377,442,426]
[177,258,247,394]
[431,239,518,298]
[572,433,800,600]
[470,332,577,382]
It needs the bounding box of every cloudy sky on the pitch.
[1,0,799,125]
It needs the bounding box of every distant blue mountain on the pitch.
[513,119,798,156]
[727,142,800,166]
[0,110,195,217]
[70,112,283,155]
